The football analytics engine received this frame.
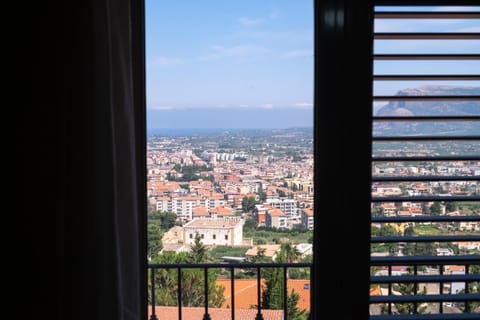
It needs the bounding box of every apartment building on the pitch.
[266,198,298,218]
[155,194,227,221]
[265,208,287,229]
[301,208,314,230]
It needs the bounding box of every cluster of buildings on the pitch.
[147,135,315,224]
[373,162,480,177]
[147,135,315,254]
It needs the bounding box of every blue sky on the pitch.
[145,2,479,130]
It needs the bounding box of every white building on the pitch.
[266,198,298,218]
[295,243,313,257]
[156,195,226,222]
[301,208,314,230]
[436,248,454,256]
[183,218,244,246]
[266,209,287,229]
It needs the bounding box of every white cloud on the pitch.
[201,44,270,60]
[433,6,480,12]
[292,102,313,109]
[238,17,263,26]
[151,56,183,67]
[259,103,274,109]
[283,49,313,58]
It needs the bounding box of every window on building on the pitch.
[212,234,216,240]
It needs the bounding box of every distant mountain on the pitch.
[376,85,480,116]
[374,85,480,136]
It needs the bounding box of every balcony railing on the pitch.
[148,262,312,320]
[370,256,480,319]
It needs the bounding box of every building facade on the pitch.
[183,218,244,246]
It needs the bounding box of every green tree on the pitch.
[403,242,436,256]
[445,202,458,213]
[261,268,283,309]
[379,224,400,237]
[257,185,267,202]
[189,233,208,263]
[242,196,256,212]
[255,238,267,245]
[392,282,427,314]
[149,250,225,308]
[261,268,307,320]
[287,289,308,320]
[430,202,441,215]
[404,225,415,237]
[147,223,163,258]
[307,235,313,244]
[148,210,179,232]
[278,242,301,263]
[247,246,270,263]
[243,218,258,231]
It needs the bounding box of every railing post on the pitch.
[231,267,235,320]
[283,266,288,320]
[150,267,158,320]
[413,265,418,314]
[388,266,392,314]
[255,267,264,320]
[439,264,443,313]
[177,267,182,320]
[203,267,211,320]
[308,265,313,320]
[465,264,470,313]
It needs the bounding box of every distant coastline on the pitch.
[147,126,313,136]
[147,108,313,132]
[147,128,242,136]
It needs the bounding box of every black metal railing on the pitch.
[371,3,480,319]
[148,262,312,320]
[370,256,480,319]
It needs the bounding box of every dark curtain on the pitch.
[31,1,147,319]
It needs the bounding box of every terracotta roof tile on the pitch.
[149,306,283,320]
[217,279,311,311]
[267,209,285,217]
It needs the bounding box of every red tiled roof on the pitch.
[370,285,382,296]
[148,306,283,320]
[211,206,234,216]
[193,206,209,216]
[268,209,285,217]
[302,208,314,216]
[217,279,311,311]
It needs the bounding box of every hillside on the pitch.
[375,85,480,136]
